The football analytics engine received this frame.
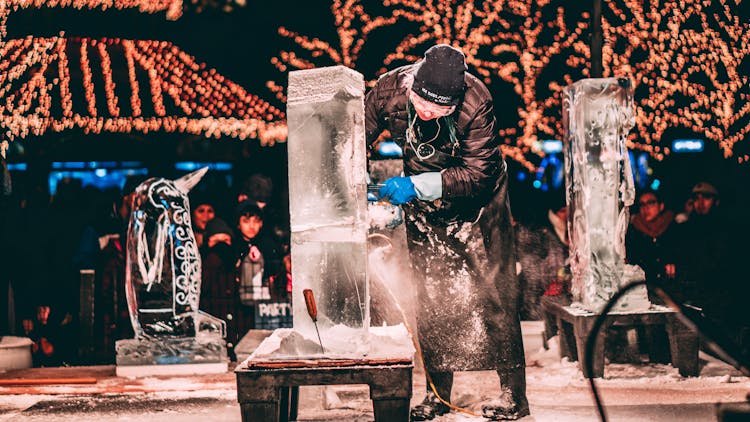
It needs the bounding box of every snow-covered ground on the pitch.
[1,326,748,421]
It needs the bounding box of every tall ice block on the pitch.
[287,66,369,342]
[563,78,649,312]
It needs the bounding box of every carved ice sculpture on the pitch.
[116,168,227,373]
[562,78,649,312]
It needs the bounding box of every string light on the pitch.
[0,36,287,145]
[601,0,750,162]
[272,0,748,167]
[273,1,592,170]
[0,1,184,46]
[80,38,98,117]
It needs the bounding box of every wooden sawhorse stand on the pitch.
[541,296,699,378]
[235,358,413,422]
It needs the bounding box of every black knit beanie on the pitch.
[204,218,233,241]
[412,44,467,106]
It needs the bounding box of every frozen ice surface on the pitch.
[247,323,415,361]
[562,78,648,312]
[286,66,370,345]
[367,202,403,229]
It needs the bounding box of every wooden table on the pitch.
[235,358,413,422]
[541,296,699,378]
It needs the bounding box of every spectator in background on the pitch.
[673,181,725,307]
[237,173,273,209]
[269,253,292,301]
[234,200,282,334]
[516,201,569,320]
[24,302,65,367]
[626,190,677,291]
[673,181,749,359]
[237,173,289,249]
[671,182,738,317]
[0,140,12,333]
[190,195,215,248]
[674,196,694,224]
[200,217,240,360]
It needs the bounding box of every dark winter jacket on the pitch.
[365,64,502,221]
[625,213,677,283]
[200,243,241,347]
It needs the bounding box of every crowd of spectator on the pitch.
[1,171,747,368]
[516,181,750,363]
[0,172,292,365]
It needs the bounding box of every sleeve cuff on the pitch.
[411,172,442,201]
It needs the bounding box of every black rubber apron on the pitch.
[401,111,525,372]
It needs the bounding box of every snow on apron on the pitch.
[402,115,524,373]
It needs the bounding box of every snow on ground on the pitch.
[1,330,748,421]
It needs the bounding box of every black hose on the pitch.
[585,280,750,422]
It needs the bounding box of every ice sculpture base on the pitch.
[115,335,228,377]
[247,324,415,362]
[573,264,651,313]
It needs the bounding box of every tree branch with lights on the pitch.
[602,0,749,162]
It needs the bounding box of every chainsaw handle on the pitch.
[303,289,318,322]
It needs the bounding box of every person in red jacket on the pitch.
[365,44,528,421]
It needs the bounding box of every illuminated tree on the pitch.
[267,0,402,103]
[601,0,750,162]
[270,0,592,168]
[184,0,245,13]
[375,0,591,167]
[271,0,748,166]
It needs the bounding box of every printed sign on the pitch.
[254,301,293,329]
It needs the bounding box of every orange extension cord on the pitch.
[368,234,480,417]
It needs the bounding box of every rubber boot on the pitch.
[410,372,452,421]
[481,368,530,420]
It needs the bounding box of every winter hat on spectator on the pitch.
[235,199,265,223]
[240,174,273,203]
[691,181,718,197]
[190,191,214,209]
[204,218,233,241]
[412,44,467,106]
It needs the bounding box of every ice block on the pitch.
[563,78,649,312]
[286,66,370,344]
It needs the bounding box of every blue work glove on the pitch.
[379,176,417,205]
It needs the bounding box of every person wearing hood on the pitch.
[190,194,216,249]
[200,217,240,360]
[365,44,528,420]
